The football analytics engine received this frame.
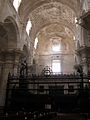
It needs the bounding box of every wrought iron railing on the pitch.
[4,72,90,113]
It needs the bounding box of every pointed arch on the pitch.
[4,16,20,49]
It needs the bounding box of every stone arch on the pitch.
[4,16,20,50]
[0,23,8,50]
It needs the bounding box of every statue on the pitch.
[74,64,83,89]
[20,60,28,77]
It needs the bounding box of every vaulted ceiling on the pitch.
[18,0,81,52]
[19,0,80,22]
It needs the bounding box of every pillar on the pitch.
[0,49,22,107]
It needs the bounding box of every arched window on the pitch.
[26,19,32,35]
[34,37,38,49]
[13,0,22,12]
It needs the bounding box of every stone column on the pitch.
[81,52,88,74]
[83,58,88,75]
[27,41,34,75]
[77,18,86,46]
[75,24,81,49]
[75,18,87,67]
[82,27,88,46]
[0,49,22,107]
[74,23,82,66]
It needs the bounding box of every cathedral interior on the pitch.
[0,0,90,119]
